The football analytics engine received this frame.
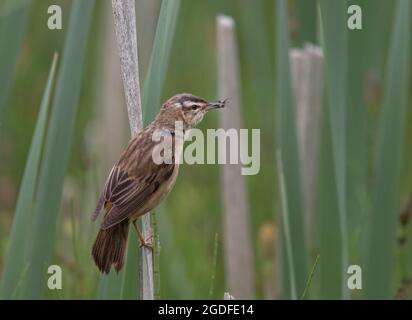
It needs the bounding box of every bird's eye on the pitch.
[191,105,200,110]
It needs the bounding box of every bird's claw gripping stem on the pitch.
[133,220,153,251]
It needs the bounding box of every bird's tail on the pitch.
[92,220,129,274]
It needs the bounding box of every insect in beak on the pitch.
[206,99,227,111]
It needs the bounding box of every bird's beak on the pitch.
[206,99,226,111]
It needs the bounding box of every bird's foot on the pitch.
[132,220,153,251]
[139,234,153,251]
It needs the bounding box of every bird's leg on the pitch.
[132,220,153,250]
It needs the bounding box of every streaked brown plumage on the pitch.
[91,93,225,273]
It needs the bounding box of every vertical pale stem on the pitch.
[111,0,153,300]
[217,15,255,299]
[112,0,142,136]
[224,292,235,300]
[289,44,324,241]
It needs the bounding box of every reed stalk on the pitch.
[111,0,153,300]
[217,14,255,299]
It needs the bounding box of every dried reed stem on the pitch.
[217,14,255,299]
[111,0,153,300]
[224,292,235,300]
[289,44,324,240]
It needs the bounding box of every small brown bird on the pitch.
[91,93,225,273]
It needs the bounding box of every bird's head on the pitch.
[156,93,226,129]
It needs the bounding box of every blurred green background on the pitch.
[0,0,411,299]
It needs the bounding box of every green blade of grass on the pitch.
[318,0,349,299]
[276,150,297,300]
[19,0,95,299]
[346,0,368,236]
[300,254,320,300]
[0,0,31,117]
[316,105,342,299]
[295,0,317,45]
[157,205,194,299]
[120,0,181,299]
[275,0,307,298]
[141,0,181,124]
[237,0,274,135]
[96,261,128,300]
[364,0,411,299]
[0,53,58,299]
[117,233,139,299]
[95,272,125,300]
[362,0,395,72]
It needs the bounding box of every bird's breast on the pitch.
[129,163,179,221]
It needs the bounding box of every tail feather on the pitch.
[92,220,129,274]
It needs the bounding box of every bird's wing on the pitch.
[100,163,174,229]
[92,129,175,229]
[91,166,115,221]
